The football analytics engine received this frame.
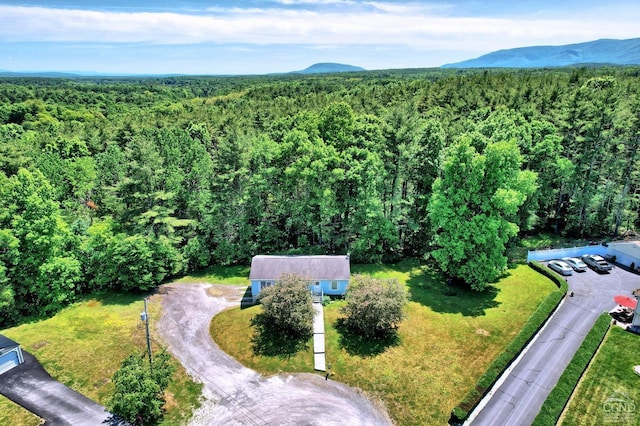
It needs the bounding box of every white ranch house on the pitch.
[249,255,350,302]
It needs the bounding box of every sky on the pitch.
[0,0,638,75]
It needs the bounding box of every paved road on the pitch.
[155,283,392,426]
[0,351,119,425]
[468,264,640,426]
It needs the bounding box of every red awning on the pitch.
[614,295,637,309]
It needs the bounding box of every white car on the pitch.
[561,257,588,272]
[548,260,573,276]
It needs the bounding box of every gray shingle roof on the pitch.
[0,334,19,350]
[249,255,350,281]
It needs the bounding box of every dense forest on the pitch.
[1,67,639,324]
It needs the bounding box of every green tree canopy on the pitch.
[428,137,537,290]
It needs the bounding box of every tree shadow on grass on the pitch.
[186,264,251,280]
[86,290,146,306]
[406,268,500,316]
[335,319,400,357]
[250,313,311,358]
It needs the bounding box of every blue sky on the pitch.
[0,0,638,75]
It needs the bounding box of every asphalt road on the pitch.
[468,263,640,426]
[0,351,120,425]
[155,283,392,426]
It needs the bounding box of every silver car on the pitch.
[548,260,573,276]
[561,257,588,272]
[581,254,613,272]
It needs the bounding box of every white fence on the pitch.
[526,245,607,262]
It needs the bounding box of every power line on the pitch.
[157,302,270,426]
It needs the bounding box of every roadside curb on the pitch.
[464,296,568,425]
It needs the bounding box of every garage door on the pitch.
[0,350,20,375]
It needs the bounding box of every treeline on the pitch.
[0,67,639,324]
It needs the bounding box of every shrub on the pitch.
[256,273,314,338]
[108,350,177,425]
[341,275,409,338]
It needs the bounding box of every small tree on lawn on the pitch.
[257,273,314,339]
[341,275,408,338]
[108,350,176,425]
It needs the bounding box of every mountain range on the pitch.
[442,38,640,68]
[292,63,366,74]
[3,38,640,77]
[0,63,366,78]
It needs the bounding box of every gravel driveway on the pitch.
[155,283,392,426]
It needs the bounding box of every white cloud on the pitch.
[0,4,637,52]
[364,1,447,14]
[276,0,355,5]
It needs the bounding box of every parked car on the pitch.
[561,257,588,272]
[581,254,613,272]
[548,260,573,276]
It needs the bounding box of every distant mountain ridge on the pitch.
[293,63,365,74]
[1,63,366,78]
[442,38,640,68]
[0,71,86,78]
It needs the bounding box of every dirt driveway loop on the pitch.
[156,283,392,426]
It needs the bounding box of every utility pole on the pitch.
[141,298,153,374]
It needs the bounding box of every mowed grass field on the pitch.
[176,264,251,285]
[211,262,557,425]
[560,327,640,426]
[0,292,201,426]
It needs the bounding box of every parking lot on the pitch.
[559,262,640,313]
[470,261,640,426]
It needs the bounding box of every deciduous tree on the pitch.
[108,350,176,425]
[428,138,537,290]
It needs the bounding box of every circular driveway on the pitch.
[155,283,392,426]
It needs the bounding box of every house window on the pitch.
[331,280,338,290]
[260,281,274,290]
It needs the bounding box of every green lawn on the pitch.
[0,292,201,426]
[0,398,40,426]
[176,264,251,285]
[210,262,557,425]
[560,327,640,426]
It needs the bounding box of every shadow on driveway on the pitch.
[0,351,125,425]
